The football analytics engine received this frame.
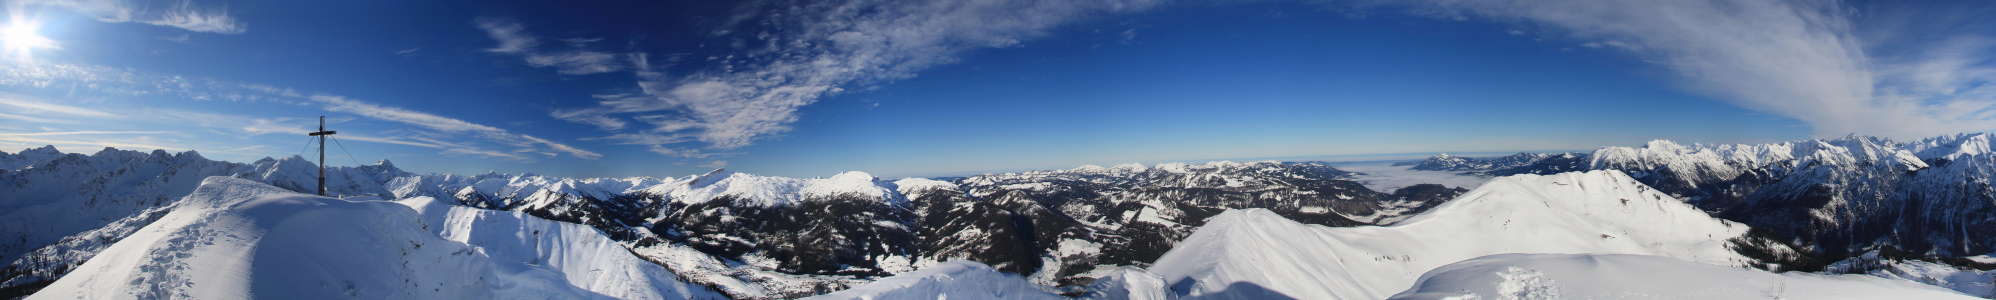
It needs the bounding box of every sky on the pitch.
[0,0,1991,179]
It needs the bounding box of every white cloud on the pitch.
[141,0,244,34]
[525,0,1164,155]
[475,17,625,75]
[12,0,246,34]
[1351,0,1996,139]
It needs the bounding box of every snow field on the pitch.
[1390,253,1981,300]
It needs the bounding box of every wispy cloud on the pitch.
[1348,0,1996,139]
[513,0,1163,157]
[0,130,172,136]
[150,110,307,137]
[0,92,119,117]
[311,95,602,159]
[0,112,76,124]
[141,0,244,34]
[697,160,726,169]
[13,0,246,34]
[475,17,625,75]
[339,134,448,148]
[0,135,183,151]
[440,148,528,160]
[0,60,604,161]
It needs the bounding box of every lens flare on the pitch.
[1,20,57,59]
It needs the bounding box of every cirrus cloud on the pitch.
[506,0,1164,157]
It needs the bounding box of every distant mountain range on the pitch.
[4,133,1995,299]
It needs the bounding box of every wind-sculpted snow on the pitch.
[1079,266,1174,300]
[1147,171,1753,299]
[1825,250,1996,297]
[397,197,725,300]
[802,261,1064,300]
[1390,253,1980,300]
[30,177,716,299]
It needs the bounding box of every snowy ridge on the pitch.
[0,145,63,171]
[30,177,719,299]
[0,148,243,278]
[1146,170,1752,299]
[661,169,807,207]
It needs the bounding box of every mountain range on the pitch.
[5,133,1996,299]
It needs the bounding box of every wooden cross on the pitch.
[307,116,337,196]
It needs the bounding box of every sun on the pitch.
[1,20,57,56]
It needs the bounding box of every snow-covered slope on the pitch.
[802,261,1064,300]
[1390,253,1980,300]
[1824,250,1996,297]
[396,197,726,300]
[1146,170,1753,299]
[29,177,717,299]
[0,148,242,278]
[1409,134,1996,259]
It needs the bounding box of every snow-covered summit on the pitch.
[800,171,902,205]
[32,177,630,299]
[31,176,723,299]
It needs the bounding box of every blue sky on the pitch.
[0,0,1991,179]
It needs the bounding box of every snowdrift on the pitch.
[803,260,1063,300]
[1390,253,1979,300]
[1147,170,1754,299]
[28,176,719,299]
[396,197,725,300]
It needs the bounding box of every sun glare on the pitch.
[1,20,57,57]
